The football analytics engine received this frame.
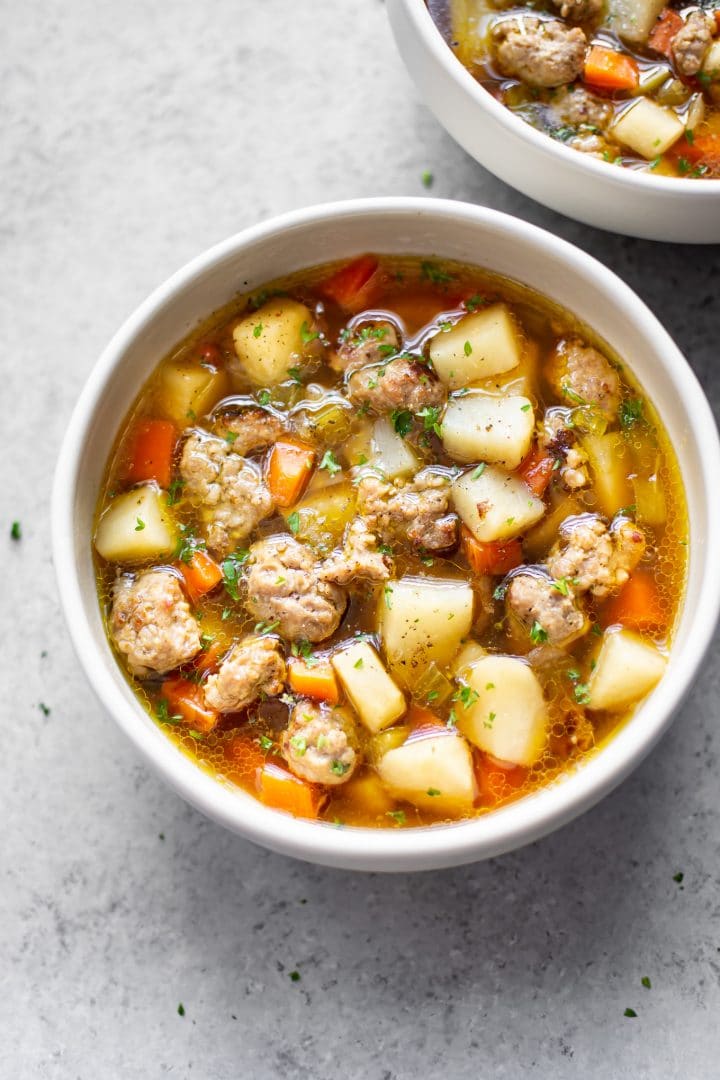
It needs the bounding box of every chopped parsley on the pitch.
[319,450,342,476]
[38,703,51,717]
[672,871,684,884]
[420,261,454,285]
[177,1003,186,1017]
[463,340,473,356]
[254,619,280,635]
[623,1008,637,1018]
[10,520,21,541]
[156,699,182,724]
[384,585,393,610]
[426,787,441,797]
[453,685,479,709]
[471,462,486,480]
[300,321,319,345]
[221,548,249,600]
[378,543,393,555]
[620,398,644,429]
[354,658,364,669]
[418,405,443,437]
[390,408,414,438]
[290,735,307,756]
[257,735,274,752]
[573,682,591,705]
[166,478,185,506]
[484,712,496,729]
[257,389,271,406]
[530,621,548,645]
[287,366,303,384]
[551,577,578,596]
[330,760,350,776]
[291,640,317,665]
[464,294,486,312]
[134,517,145,531]
[386,809,406,825]
[641,976,651,989]
[253,322,263,338]
[174,525,206,564]
[289,971,301,982]
[287,510,301,535]
[421,170,434,188]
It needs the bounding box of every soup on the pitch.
[429,0,720,178]
[93,254,687,828]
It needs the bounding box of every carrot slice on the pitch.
[406,703,445,734]
[475,752,528,808]
[266,439,315,507]
[177,548,223,603]
[194,639,225,676]
[517,446,556,497]
[161,677,219,733]
[584,46,640,92]
[126,418,177,488]
[670,133,720,176]
[288,660,340,704]
[461,525,523,576]
[648,9,684,57]
[319,255,379,311]
[256,762,326,818]
[600,569,667,632]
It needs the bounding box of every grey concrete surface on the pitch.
[2,1,719,1077]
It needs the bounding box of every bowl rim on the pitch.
[52,196,720,870]
[393,0,720,195]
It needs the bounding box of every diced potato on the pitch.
[367,725,410,764]
[233,298,315,385]
[702,41,720,82]
[95,484,178,563]
[156,361,229,425]
[449,641,488,680]
[280,481,355,554]
[371,418,419,479]
[377,731,477,812]
[452,465,545,543]
[341,425,373,469]
[581,433,632,517]
[460,656,548,767]
[341,772,396,817]
[587,629,666,712]
[332,641,407,733]
[441,394,534,468]
[379,577,474,683]
[611,98,684,160]
[606,0,666,44]
[632,467,667,526]
[428,303,523,389]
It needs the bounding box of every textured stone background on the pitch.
[3,1,719,1077]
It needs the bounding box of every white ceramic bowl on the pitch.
[387,0,720,243]
[53,198,720,870]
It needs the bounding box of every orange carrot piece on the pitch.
[584,46,640,92]
[648,9,684,57]
[194,640,225,676]
[716,10,720,33]
[256,762,326,818]
[461,525,523,576]
[670,133,720,175]
[600,569,667,632]
[517,446,556,497]
[161,677,219,733]
[288,660,340,704]
[266,439,315,508]
[407,703,445,732]
[475,752,528,808]
[126,418,177,488]
[177,548,223,603]
[224,733,269,784]
[319,255,379,310]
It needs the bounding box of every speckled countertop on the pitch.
[3,1,719,1077]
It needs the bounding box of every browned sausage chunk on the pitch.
[493,18,587,88]
[111,570,201,677]
[204,635,286,713]
[546,516,646,599]
[506,572,587,647]
[547,339,621,418]
[281,701,360,785]
[333,320,400,375]
[347,356,446,415]
[672,11,714,77]
[321,518,393,587]
[357,469,458,553]
[214,407,287,457]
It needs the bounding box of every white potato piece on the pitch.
[449,641,488,680]
[606,0,665,44]
[332,641,407,734]
[95,485,178,563]
[586,629,666,712]
[702,41,720,81]
[371,418,418,479]
[233,298,315,385]
[581,433,632,517]
[379,577,474,683]
[611,99,684,160]
[428,303,523,389]
[377,731,477,812]
[156,362,229,424]
[460,655,548,767]
[452,465,545,543]
[441,394,534,468]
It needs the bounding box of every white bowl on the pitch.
[52,198,720,870]
[387,0,720,243]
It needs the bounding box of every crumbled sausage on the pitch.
[204,635,286,713]
[493,17,587,88]
[320,518,393,587]
[357,468,458,553]
[214,407,287,458]
[546,515,646,599]
[672,11,714,77]
[111,570,201,677]
[281,701,360,785]
[180,431,274,557]
[333,321,400,375]
[506,572,587,646]
[347,356,446,415]
[245,535,347,642]
[552,86,613,131]
[551,0,603,21]
[547,339,621,418]
[539,409,590,490]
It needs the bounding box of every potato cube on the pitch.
[428,303,523,389]
[156,362,229,425]
[452,465,545,543]
[441,394,534,468]
[95,484,177,563]
[377,731,477,811]
[379,577,474,683]
[332,641,406,733]
[371,418,418,479]
[587,629,666,712]
[611,98,684,160]
[460,655,548,766]
[606,0,665,44]
[702,41,720,82]
[233,298,316,385]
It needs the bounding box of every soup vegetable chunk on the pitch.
[94,255,687,828]
[429,0,720,177]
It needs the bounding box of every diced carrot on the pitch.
[225,733,271,784]
[475,752,528,808]
[161,677,219,733]
[288,660,340,704]
[648,9,684,58]
[319,255,379,311]
[406,703,446,734]
[461,525,523,576]
[177,548,223,603]
[194,640,225,676]
[583,46,640,92]
[256,762,326,818]
[266,439,315,507]
[600,569,667,632]
[670,133,720,174]
[517,446,556,497]
[716,10,720,33]
[126,418,177,488]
